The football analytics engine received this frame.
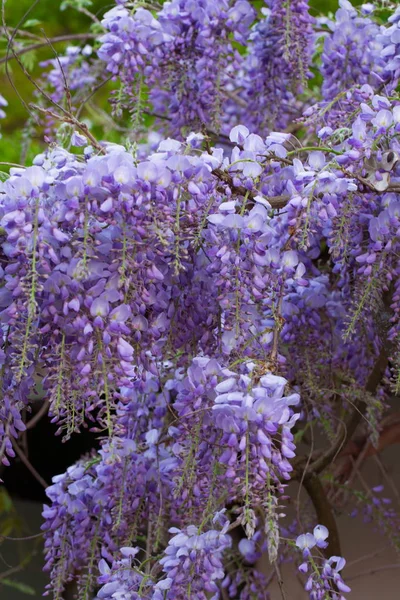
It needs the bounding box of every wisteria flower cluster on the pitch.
[296,526,351,599]
[1,0,400,598]
[98,0,256,136]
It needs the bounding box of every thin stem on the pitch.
[0,33,98,65]
[73,5,101,24]
[0,563,24,581]
[25,399,49,430]
[270,284,284,366]
[274,562,288,600]
[2,0,40,119]
[40,29,72,113]
[1,25,42,40]
[347,563,400,582]
[76,76,114,119]
[11,439,49,489]
[372,454,400,508]
[346,545,389,568]
[31,104,106,154]
[287,146,342,156]
[0,161,23,168]
[2,2,105,152]
[0,532,43,542]
[212,166,290,209]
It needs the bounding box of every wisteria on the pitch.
[98,0,255,136]
[296,526,351,599]
[241,0,315,131]
[320,0,383,99]
[0,0,400,598]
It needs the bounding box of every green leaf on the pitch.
[24,19,42,28]
[0,515,20,536]
[20,50,37,72]
[0,60,12,75]
[60,0,93,11]
[0,488,13,514]
[84,456,101,471]
[1,579,35,595]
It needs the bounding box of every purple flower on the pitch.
[296,532,316,556]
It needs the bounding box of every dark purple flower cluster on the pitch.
[41,426,173,596]
[320,0,383,99]
[98,6,172,78]
[241,0,315,131]
[98,1,255,136]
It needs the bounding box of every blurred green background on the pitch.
[0,0,112,163]
[0,0,358,164]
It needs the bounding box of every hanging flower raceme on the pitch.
[212,369,300,484]
[320,0,383,100]
[239,0,315,131]
[98,5,172,80]
[152,524,232,600]
[377,5,400,90]
[296,526,351,599]
[94,524,231,600]
[0,139,227,448]
[98,0,255,136]
[96,547,152,599]
[42,431,176,597]
[168,358,300,520]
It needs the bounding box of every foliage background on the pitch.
[0,0,358,164]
